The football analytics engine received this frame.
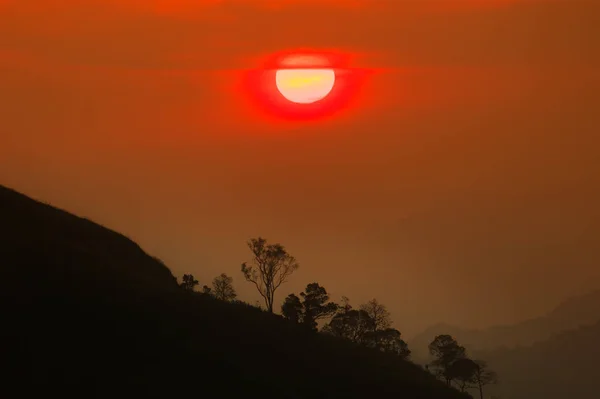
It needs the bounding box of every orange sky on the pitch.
[1,0,599,336]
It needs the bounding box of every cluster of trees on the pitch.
[180,237,411,360]
[281,284,411,358]
[323,297,411,359]
[281,282,338,330]
[428,335,498,399]
[179,236,497,397]
[180,272,237,302]
[239,237,411,359]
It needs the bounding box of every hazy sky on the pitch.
[1,0,599,336]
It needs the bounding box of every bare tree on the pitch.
[360,299,392,331]
[212,273,237,302]
[241,237,299,313]
[447,358,479,392]
[472,360,498,399]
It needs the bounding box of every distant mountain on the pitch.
[408,289,600,363]
[479,320,600,399]
[0,184,468,399]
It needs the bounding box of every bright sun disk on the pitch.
[275,68,336,104]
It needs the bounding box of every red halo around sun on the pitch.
[240,49,368,122]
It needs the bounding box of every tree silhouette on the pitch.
[472,360,498,399]
[179,274,199,292]
[241,237,299,313]
[201,285,212,295]
[428,335,467,386]
[326,309,372,343]
[301,283,338,329]
[212,273,237,302]
[281,293,303,323]
[427,335,496,395]
[441,356,498,397]
[282,283,338,330]
[360,299,392,331]
[322,298,410,359]
[365,328,411,359]
[429,335,466,385]
[322,301,372,344]
[447,358,479,392]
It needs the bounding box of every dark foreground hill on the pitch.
[0,185,468,399]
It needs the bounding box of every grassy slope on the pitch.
[0,184,469,399]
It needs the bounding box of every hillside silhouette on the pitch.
[409,289,600,363]
[0,184,469,399]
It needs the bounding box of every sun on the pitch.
[241,49,369,122]
[275,68,336,104]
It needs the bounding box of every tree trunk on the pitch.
[479,382,484,399]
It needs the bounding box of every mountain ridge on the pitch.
[408,288,600,363]
[478,319,600,399]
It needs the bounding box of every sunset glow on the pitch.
[2,6,599,396]
[241,49,368,122]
